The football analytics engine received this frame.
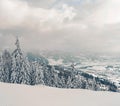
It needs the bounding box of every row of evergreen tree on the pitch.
[0,38,118,92]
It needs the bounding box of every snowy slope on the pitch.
[0,83,120,106]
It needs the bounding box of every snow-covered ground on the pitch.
[77,61,120,87]
[0,83,120,106]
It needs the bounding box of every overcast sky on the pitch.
[0,0,120,55]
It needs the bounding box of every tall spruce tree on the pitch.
[10,37,30,84]
[35,61,44,85]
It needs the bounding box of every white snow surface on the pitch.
[0,82,120,106]
[48,58,63,65]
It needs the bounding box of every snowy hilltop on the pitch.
[0,38,119,92]
[0,82,120,106]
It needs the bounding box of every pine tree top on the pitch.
[12,37,23,57]
[15,37,20,50]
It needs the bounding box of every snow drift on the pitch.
[0,82,120,106]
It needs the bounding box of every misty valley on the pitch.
[0,38,119,92]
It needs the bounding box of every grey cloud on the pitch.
[0,0,120,55]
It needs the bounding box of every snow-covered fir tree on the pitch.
[35,61,44,85]
[28,61,36,85]
[10,37,30,84]
[0,54,4,82]
[0,50,12,82]
[66,76,72,88]
[60,76,66,88]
